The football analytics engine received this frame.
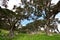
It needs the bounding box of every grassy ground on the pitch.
[0,29,10,40]
[12,33,60,40]
[0,30,60,40]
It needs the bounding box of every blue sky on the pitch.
[21,19,33,26]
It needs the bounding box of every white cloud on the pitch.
[7,0,20,10]
[7,0,59,10]
[51,0,59,4]
[55,13,60,20]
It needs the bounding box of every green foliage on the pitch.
[0,7,16,30]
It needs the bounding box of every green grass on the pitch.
[0,30,60,40]
[12,33,60,40]
[0,29,11,40]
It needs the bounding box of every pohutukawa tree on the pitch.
[0,0,60,37]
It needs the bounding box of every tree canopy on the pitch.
[0,0,60,37]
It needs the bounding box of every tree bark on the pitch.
[9,26,15,38]
[45,19,50,35]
